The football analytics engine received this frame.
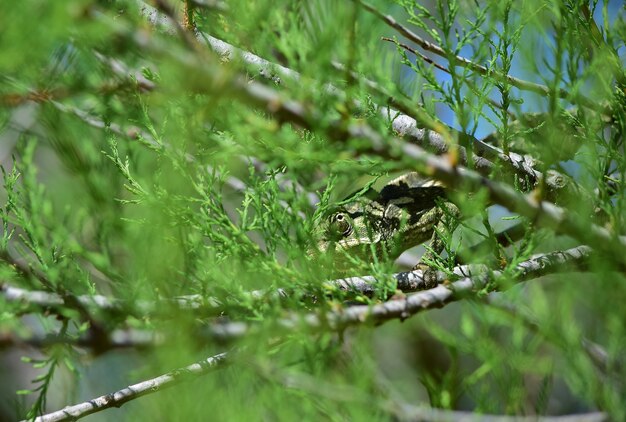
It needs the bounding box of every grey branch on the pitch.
[28,351,228,422]
[333,242,587,296]
[281,246,593,331]
[395,405,607,422]
[0,281,231,320]
[1,283,120,311]
[0,328,160,350]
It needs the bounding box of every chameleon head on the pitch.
[310,197,388,272]
[309,173,448,274]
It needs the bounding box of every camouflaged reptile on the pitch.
[312,172,459,277]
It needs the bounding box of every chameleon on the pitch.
[311,172,460,282]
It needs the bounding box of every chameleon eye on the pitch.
[329,212,352,238]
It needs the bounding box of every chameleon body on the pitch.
[313,173,459,275]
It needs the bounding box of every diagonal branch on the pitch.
[28,351,229,422]
[33,345,608,422]
[135,0,581,202]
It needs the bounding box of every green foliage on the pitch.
[1,0,626,420]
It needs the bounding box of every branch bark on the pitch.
[28,352,229,422]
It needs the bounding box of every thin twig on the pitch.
[28,351,229,422]
[485,296,617,376]
[381,37,448,74]
[396,406,607,422]
[381,36,517,120]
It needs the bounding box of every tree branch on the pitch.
[28,351,229,422]
[200,247,594,341]
[0,328,160,351]
[280,246,593,331]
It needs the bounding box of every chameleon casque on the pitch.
[312,172,460,277]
